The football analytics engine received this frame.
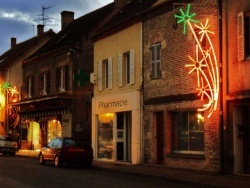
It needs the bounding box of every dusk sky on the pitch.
[0,0,113,55]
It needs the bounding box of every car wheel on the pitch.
[39,154,45,165]
[10,152,16,157]
[54,156,61,167]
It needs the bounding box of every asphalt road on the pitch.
[0,155,197,188]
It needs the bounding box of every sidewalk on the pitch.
[16,150,250,188]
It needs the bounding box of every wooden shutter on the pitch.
[39,73,43,95]
[238,12,245,61]
[46,71,50,94]
[56,67,60,92]
[65,65,69,90]
[118,54,123,87]
[108,57,112,89]
[98,61,102,91]
[31,75,34,97]
[130,49,135,84]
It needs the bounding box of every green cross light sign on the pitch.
[73,69,90,87]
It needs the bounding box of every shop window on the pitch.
[98,58,112,91]
[97,113,114,159]
[238,11,250,60]
[39,71,50,95]
[172,111,204,154]
[47,120,62,143]
[151,43,161,79]
[117,49,135,87]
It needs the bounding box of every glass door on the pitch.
[116,112,131,161]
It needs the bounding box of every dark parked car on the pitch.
[0,135,18,156]
[39,137,93,167]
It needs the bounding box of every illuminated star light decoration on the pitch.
[175,4,219,118]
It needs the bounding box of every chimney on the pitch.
[61,11,74,30]
[11,37,16,48]
[37,24,44,36]
[114,0,129,8]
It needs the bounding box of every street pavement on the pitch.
[16,150,250,188]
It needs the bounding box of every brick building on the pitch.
[143,0,221,172]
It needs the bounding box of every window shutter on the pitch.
[31,75,34,97]
[47,71,50,94]
[65,65,69,90]
[238,12,245,61]
[118,54,123,87]
[98,61,102,91]
[108,57,112,89]
[39,73,43,95]
[130,49,135,84]
[56,67,60,92]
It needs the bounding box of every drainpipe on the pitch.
[69,48,76,138]
[141,21,145,164]
[217,0,224,174]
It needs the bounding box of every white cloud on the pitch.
[0,9,35,25]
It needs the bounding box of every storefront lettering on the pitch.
[99,99,128,109]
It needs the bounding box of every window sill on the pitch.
[167,153,205,160]
[150,76,162,80]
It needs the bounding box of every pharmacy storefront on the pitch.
[92,90,142,164]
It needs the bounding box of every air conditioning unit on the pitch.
[90,73,96,84]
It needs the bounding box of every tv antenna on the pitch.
[33,5,56,28]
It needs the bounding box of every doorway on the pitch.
[116,112,131,161]
[234,106,250,174]
[155,112,164,164]
[242,106,250,174]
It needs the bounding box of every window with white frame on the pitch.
[40,71,50,95]
[56,66,68,92]
[151,43,161,79]
[98,58,112,91]
[238,11,250,61]
[172,111,204,154]
[118,49,134,87]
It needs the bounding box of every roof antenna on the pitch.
[33,5,57,29]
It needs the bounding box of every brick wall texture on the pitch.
[143,0,221,172]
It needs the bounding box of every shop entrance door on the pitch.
[243,106,250,174]
[116,112,131,161]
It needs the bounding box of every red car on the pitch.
[39,137,93,167]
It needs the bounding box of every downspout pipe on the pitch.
[217,0,224,174]
[69,48,76,137]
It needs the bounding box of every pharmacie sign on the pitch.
[96,93,132,113]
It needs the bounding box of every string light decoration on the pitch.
[0,82,20,127]
[175,4,219,118]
